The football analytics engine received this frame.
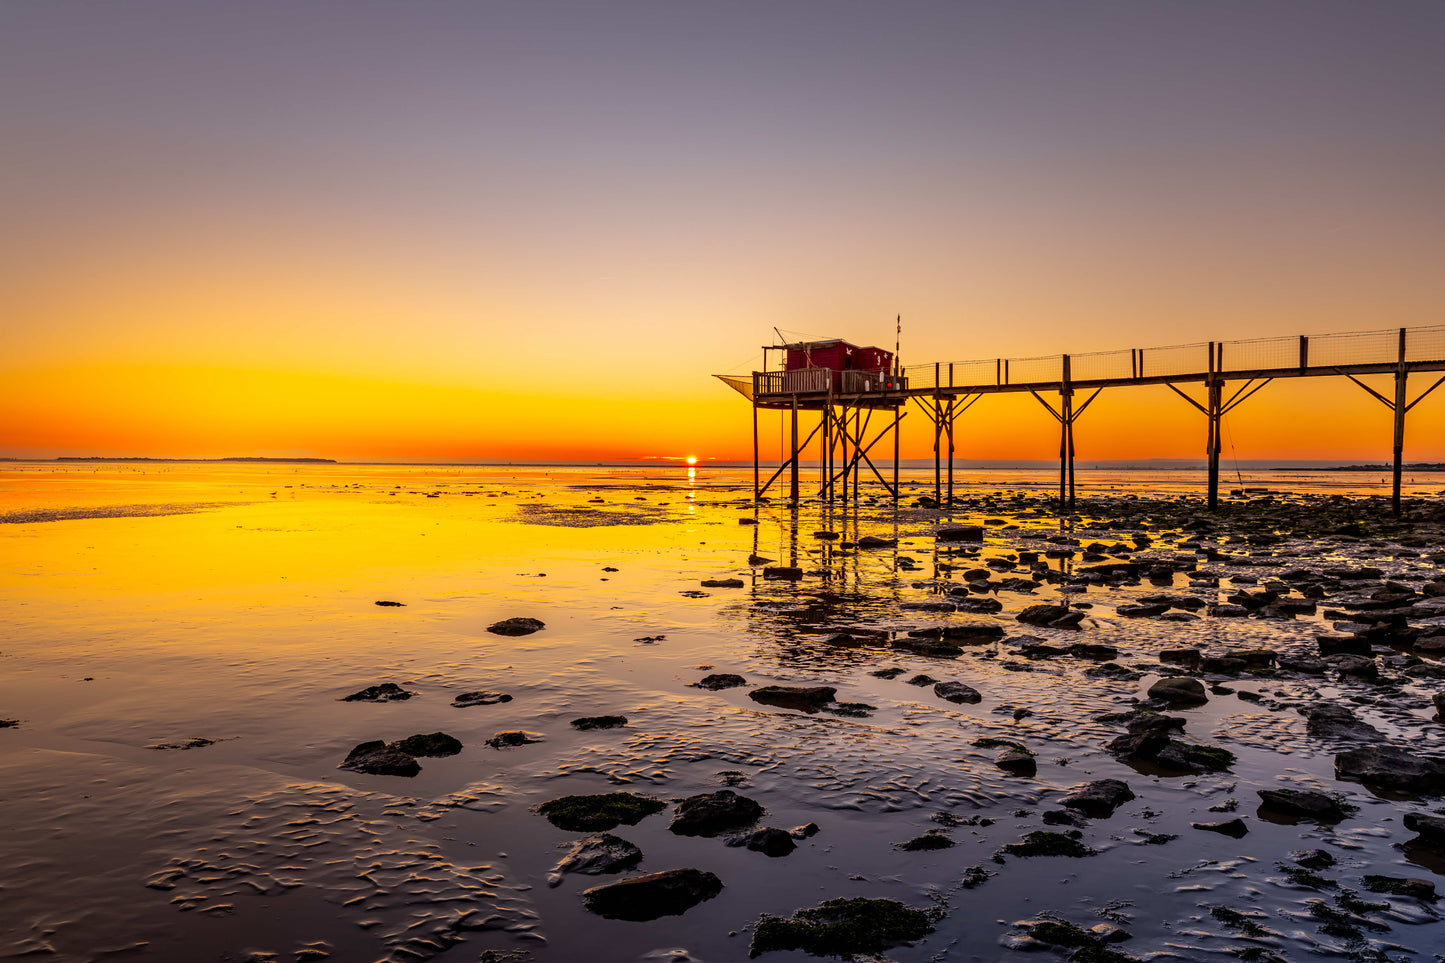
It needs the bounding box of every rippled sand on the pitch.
[2,463,1443,962]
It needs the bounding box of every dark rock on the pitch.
[338,740,420,777]
[741,828,796,857]
[763,566,804,580]
[1069,643,1119,660]
[954,597,1004,614]
[1117,603,1169,618]
[669,789,764,837]
[1335,746,1445,794]
[897,830,954,851]
[750,898,936,959]
[701,578,745,588]
[747,554,772,565]
[1306,704,1385,741]
[485,730,539,749]
[1000,830,1096,858]
[1334,655,1379,679]
[890,637,962,658]
[1256,789,1350,822]
[341,682,414,702]
[1147,677,1208,707]
[1017,604,1084,629]
[1159,648,1202,668]
[374,600,405,606]
[538,792,668,831]
[692,673,748,690]
[547,833,643,886]
[992,746,1037,776]
[933,681,981,704]
[1404,812,1445,845]
[1362,875,1437,900]
[452,690,512,707]
[749,685,837,712]
[1318,635,1373,657]
[486,617,545,636]
[571,715,628,730]
[857,536,897,548]
[582,868,722,921]
[937,526,984,542]
[391,732,462,757]
[1041,809,1087,827]
[1294,849,1335,869]
[1059,779,1135,818]
[1192,818,1248,838]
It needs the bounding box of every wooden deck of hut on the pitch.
[716,324,1445,514]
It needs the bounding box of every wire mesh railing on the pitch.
[729,323,1445,396]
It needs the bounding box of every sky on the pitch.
[3,1,1444,463]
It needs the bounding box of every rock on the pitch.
[1106,731,1234,774]
[1191,818,1248,838]
[341,682,415,702]
[338,741,420,777]
[857,536,897,548]
[1335,746,1445,794]
[1294,849,1335,869]
[1069,643,1119,660]
[1334,655,1379,679]
[452,690,512,707]
[486,617,545,636]
[763,566,803,580]
[485,730,539,749]
[1318,635,1373,657]
[374,600,405,606]
[692,673,748,690]
[750,898,936,958]
[547,833,643,886]
[1017,604,1085,629]
[1147,677,1208,707]
[890,637,962,658]
[954,597,1004,614]
[1362,875,1437,900]
[581,868,723,921]
[933,681,981,704]
[1434,692,1445,721]
[1256,789,1350,822]
[1404,812,1445,845]
[739,828,796,857]
[391,732,462,757]
[747,554,772,566]
[897,830,954,851]
[1117,603,1169,618]
[670,789,763,837]
[1059,779,1135,818]
[749,685,837,712]
[937,526,984,542]
[701,578,744,588]
[791,822,821,838]
[1306,704,1385,741]
[1000,830,1096,858]
[993,747,1037,776]
[1159,648,1202,668]
[538,792,668,831]
[571,715,628,730]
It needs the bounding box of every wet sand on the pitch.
[2,463,1444,962]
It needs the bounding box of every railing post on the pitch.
[1299,335,1308,372]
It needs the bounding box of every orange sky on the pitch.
[3,3,1444,463]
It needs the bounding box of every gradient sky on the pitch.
[3,1,1444,462]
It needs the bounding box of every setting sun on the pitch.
[686,456,697,465]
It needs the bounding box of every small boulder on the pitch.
[1000,831,1096,858]
[341,682,414,702]
[391,732,462,757]
[486,617,545,636]
[1256,789,1350,822]
[485,730,539,749]
[1404,812,1445,845]
[538,792,667,832]
[692,673,747,690]
[1147,677,1208,707]
[581,868,723,921]
[452,690,512,707]
[701,579,745,588]
[933,681,981,704]
[547,833,643,886]
[571,715,628,730]
[749,685,837,712]
[1191,818,1248,838]
[338,741,420,777]
[763,566,804,580]
[1335,745,1445,794]
[739,828,796,857]
[669,789,763,837]
[1059,779,1135,819]
[1306,704,1384,741]
[1017,604,1085,629]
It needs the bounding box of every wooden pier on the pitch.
[717,324,1445,514]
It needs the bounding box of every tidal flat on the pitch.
[2,463,1445,963]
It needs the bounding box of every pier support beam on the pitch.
[1341,329,1445,516]
[909,393,976,506]
[790,397,799,504]
[1031,356,1100,511]
[1168,341,1271,511]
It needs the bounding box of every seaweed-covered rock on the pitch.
[341,682,414,702]
[749,685,837,712]
[338,740,420,777]
[1362,875,1437,900]
[1335,745,1445,794]
[750,897,937,959]
[452,690,512,707]
[1256,789,1351,822]
[571,715,628,730]
[1147,677,1208,707]
[538,792,667,831]
[582,868,722,921]
[692,673,748,690]
[486,617,545,636]
[670,789,763,837]
[1000,831,1096,858]
[1059,779,1135,818]
[547,833,643,886]
[391,732,462,757]
[933,681,981,704]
